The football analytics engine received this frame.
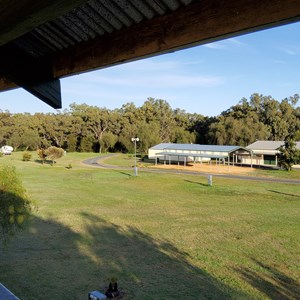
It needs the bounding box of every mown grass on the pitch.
[0,152,299,300]
[251,168,300,180]
[105,153,300,180]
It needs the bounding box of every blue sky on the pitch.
[1,22,300,116]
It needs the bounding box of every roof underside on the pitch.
[1,0,300,108]
[10,0,193,59]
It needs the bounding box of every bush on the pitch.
[37,148,47,164]
[46,146,64,165]
[0,165,33,240]
[22,152,32,161]
[0,152,3,157]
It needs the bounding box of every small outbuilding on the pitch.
[244,140,300,167]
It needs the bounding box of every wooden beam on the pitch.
[53,0,300,78]
[1,0,300,94]
[0,0,88,46]
[0,78,62,109]
[23,79,62,109]
[0,44,62,108]
[0,78,16,91]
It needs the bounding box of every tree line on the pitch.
[0,94,300,154]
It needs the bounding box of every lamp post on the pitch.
[131,137,139,176]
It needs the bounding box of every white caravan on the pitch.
[0,145,14,155]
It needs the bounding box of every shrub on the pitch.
[46,146,64,165]
[37,148,47,164]
[0,165,33,240]
[22,152,32,161]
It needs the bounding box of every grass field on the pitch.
[0,152,299,299]
[104,154,300,180]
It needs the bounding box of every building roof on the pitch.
[150,143,247,153]
[247,140,300,151]
[157,151,229,159]
[1,0,300,108]
[150,143,175,150]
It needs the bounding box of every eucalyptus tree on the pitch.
[141,98,176,142]
[69,103,114,153]
[117,102,141,152]
[137,121,161,153]
[278,137,300,171]
[0,110,12,145]
[208,103,270,146]
[35,112,75,149]
[191,115,215,145]
[7,113,40,150]
[101,132,118,152]
[280,95,300,138]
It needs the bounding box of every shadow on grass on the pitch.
[184,179,209,187]
[117,171,132,177]
[34,159,55,165]
[1,210,248,299]
[3,164,299,299]
[235,258,300,300]
[268,190,300,198]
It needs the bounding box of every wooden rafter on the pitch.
[52,0,300,78]
[0,44,62,108]
[0,0,300,108]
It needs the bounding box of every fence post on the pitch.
[208,175,213,186]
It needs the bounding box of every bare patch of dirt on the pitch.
[150,162,255,175]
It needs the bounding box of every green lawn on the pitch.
[104,153,300,180]
[0,152,299,299]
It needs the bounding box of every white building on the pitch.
[243,140,300,167]
[148,143,251,165]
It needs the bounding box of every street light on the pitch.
[131,137,139,176]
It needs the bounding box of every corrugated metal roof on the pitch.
[150,143,174,150]
[150,143,244,153]
[157,152,229,159]
[247,140,300,150]
[247,141,284,150]
[166,143,242,152]
[12,0,194,58]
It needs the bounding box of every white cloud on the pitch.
[280,46,300,55]
[78,73,223,89]
[203,42,226,50]
[107,57,205,72]
[203,37,245,50]
[112,59,180,71]
[227,38,245,46]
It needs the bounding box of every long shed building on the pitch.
[148,143,251,166]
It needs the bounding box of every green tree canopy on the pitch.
[278,137,300,171]
[0,94,299,154]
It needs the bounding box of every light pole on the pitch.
[131,137,139,176]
